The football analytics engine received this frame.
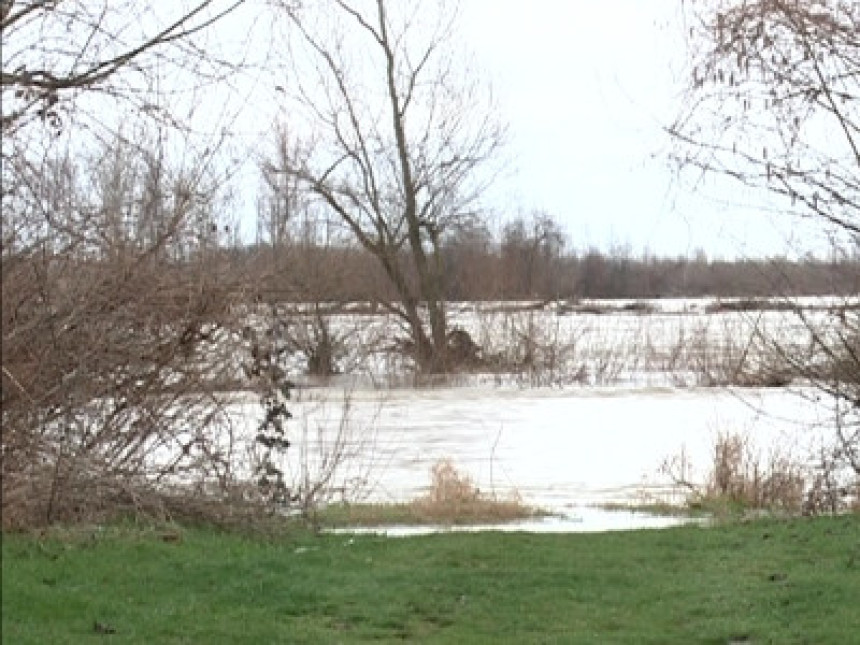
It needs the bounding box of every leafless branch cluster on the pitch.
[0,1,264,529]
[672,0,859,483]
[0,0,245,137]
[0,132,257,528]
[672,0,859,241]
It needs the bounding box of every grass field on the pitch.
[3,515,859,644]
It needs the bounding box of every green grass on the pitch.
[595,497,792,520]
[3,515,859,643]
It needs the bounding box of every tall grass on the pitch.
[410,459,535,524]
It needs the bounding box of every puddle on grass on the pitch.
[330,506,702,537]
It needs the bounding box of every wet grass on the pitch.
[312,499,545,527]
[4,514,859,643]
[594,498,785,520]
[595,501,707,518]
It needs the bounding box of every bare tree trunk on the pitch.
[271,0,504,373]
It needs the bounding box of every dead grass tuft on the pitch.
[409,459,538,525]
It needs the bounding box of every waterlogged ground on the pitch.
[216,296,857,532]
[229,382,839,532]
[263,296,857,388]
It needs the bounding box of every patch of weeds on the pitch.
[317,460,543,527]
[663,432,807,518]
[703,433,806,512]
[410,459,540,525]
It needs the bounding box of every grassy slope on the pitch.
[3,516,859,644]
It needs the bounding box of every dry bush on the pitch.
[0,0,275,530]
[424,459,481,506]
[475,309,585,386]
[672,316,797,388]
[704,433,806,511]
[1,255,251,528]
[677,306,859,503]
[263,306,346,378]
[0,137,262,530]
[410,459,535,524]
[292,312,340,377]
[239,319,380,522]
[670,0,859,499]
[282,392,377,520]
[808,310,860,477]
[663,432,807,514]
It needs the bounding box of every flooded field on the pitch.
[229,382,838,532]
[210,297,857,532]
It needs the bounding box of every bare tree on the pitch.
[501,212,567,300]
[269,0,505,372]
[258,127,305,252]
[670,0,859,485]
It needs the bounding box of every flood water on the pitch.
[236,383,834,533]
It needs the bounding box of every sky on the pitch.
[453,0,831,258]
[149,0,838,259]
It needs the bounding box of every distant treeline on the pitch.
[233,219,860,302]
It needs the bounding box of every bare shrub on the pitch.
[671,0,859,501]
[445,327,483,368]
[240,318,380,522]
[663,432,807,514]
[707,433,805,511]
[1,258,251,528]
[280,308,344,378]
[286,392,377,520]
[1,137,258,529]
[0,0,266,530]
[424,460,480,506]
[476,309,585,386]
[665,314,799,388]
[803,309,860,477]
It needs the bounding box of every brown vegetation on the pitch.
[3,0,857,533]
[664,432,858,516]
[0,143,255,528]
[409,459,537,525]
[1,1,260,529]
[237,235,860,305]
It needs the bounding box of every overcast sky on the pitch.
[220,0,834,259]
[454,0,832,258]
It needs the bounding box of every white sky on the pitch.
[454,0,832,258]
[211,1,835,258]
